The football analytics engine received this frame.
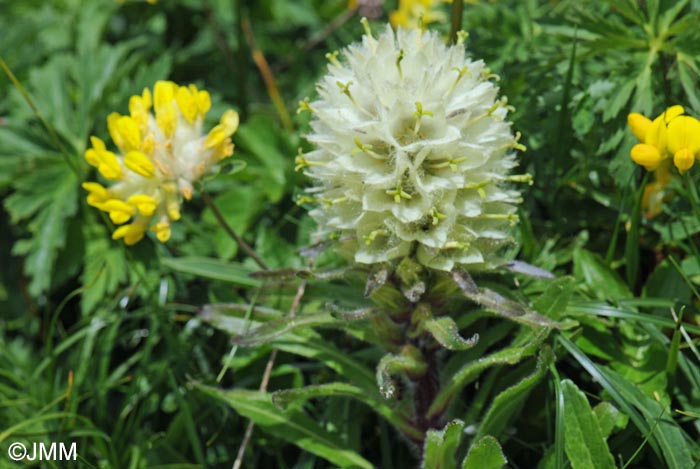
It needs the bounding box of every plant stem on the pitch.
[232,277,307,469]
[241,17,293,132]
[449,0,464,45]
[200,189,269,270]
[0,57,82,178]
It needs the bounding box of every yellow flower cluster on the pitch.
[389,0,454,29]
[83,81,239,245]
[628,105,700,174]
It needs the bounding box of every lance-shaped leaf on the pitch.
[503,260,555,279]
[230,312,338,347]
[161,256,262,287]
[532,276,575,319]
[272,382,423,441]
[451,269,572,329]
[561,379,616,469]
[250,266,354,280]
[428,328,550,418]
[423,419,465,469]
[462,436,507,469]
[328,303,376,321]
[475,346,554,440]
[196,385,373,469]
[377,346,427,399]
[425,317,479,351]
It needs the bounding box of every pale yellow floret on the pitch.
[127,194,158,216]
[124,150,156,178]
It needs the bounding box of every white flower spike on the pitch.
[299,24,527,271]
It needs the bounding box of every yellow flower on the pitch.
[627,105,688,172]
[667,116,700,173]
[390,0,451,29]
[83,80,239,245]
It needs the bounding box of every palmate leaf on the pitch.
[5,158,78,296]
[196,385,373,469]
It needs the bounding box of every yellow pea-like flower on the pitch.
[82,81,240,245]
[667,116,700,173]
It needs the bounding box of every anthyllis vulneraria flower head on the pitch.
[628,105,700,174]
[82,80,239,245]
[297,23,528,271]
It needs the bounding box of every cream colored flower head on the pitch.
[298,24,526,271]
[83,80,239,245]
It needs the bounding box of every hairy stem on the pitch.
[200,189,269,270]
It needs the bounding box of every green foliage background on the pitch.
[1,0,699,467]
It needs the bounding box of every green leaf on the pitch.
[561,379,615,469]
[559,336,697,468]
[230,312,339,347]
[425,317,479,351]
[423,420,465,469]
[573,247,631,299]
[271,382,422,441]
[81,219,128,314]
[160,256,262,286]
[475,346,553,440]
[202,184,266,260]
[376,347,428,399]
[452,270,573,329]
[593,402,628,438]
[600,367,695,469]
[5,158,78,296]
[235,115,289,202]
[428,328,551,419]
[195,385,373,469]
[532,276,575,319]
[462,436,507,469]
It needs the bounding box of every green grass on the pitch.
[1,0,700,467]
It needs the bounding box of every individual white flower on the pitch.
[83,80,239,245]
[298,24,527,271]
